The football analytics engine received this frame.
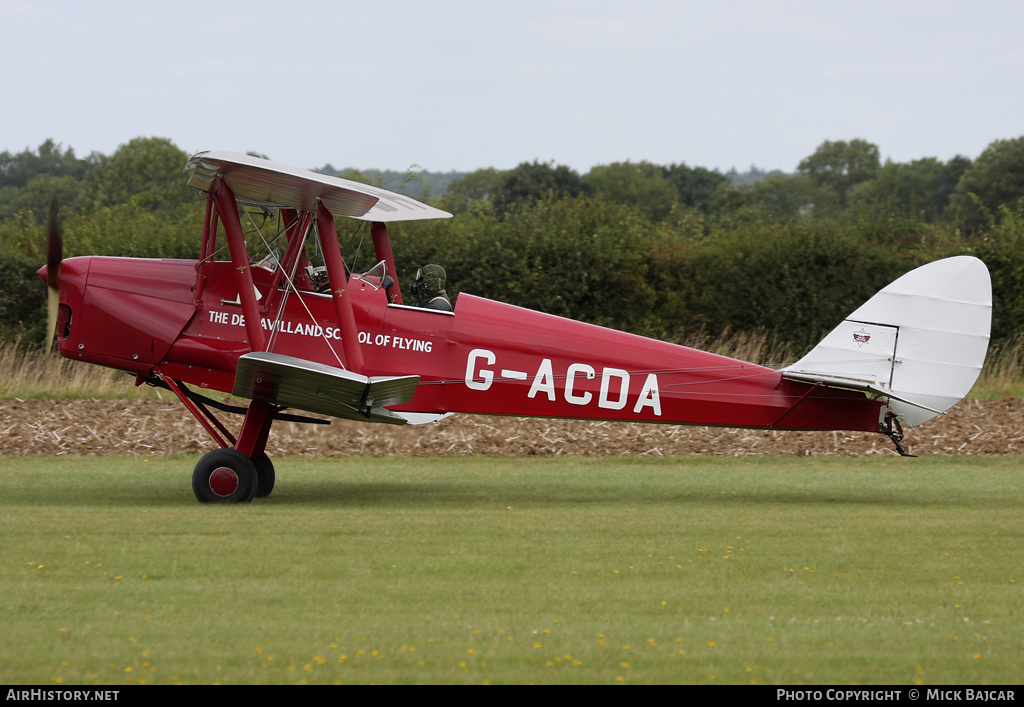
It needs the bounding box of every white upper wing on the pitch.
[185,151,452,223]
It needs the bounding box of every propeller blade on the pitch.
[47,288,59,353]
[44,197,62,351]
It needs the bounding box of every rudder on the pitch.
[782,256,992,428]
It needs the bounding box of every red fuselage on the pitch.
[48,255,884,433]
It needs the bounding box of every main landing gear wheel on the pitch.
[252,453,275,498]
[192,449,258,504]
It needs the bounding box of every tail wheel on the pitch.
[192,449,258,503]
[252,453,276,498]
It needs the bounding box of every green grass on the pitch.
[0,455,1021,685]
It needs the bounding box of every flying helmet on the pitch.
[411,264,447,296]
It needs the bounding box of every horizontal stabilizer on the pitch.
[781,256,991,428]
[781,371,945,415]
[233,352,419,425]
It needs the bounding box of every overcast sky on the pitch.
[3,0,1022,175]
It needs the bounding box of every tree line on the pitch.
[2,135,1024,357]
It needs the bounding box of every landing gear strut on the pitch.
[154,374,329,503]
[159,380,281,504]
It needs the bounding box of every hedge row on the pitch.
[3,194,1023,355]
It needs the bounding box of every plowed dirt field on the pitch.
[2,397,1022,457]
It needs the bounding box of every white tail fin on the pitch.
[782,256,992,428]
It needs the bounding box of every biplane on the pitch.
[39,151,993,503]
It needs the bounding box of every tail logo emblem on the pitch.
[853,328,871,346]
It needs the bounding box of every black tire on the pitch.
[252,453,276,498]
[192,449,258,504]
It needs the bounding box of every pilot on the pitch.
[305,264,331,293]
[411,264,452,311]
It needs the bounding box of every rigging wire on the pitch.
[341,221,367,277]
[242,204,346,369]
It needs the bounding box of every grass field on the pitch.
[0,454,1021,685]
